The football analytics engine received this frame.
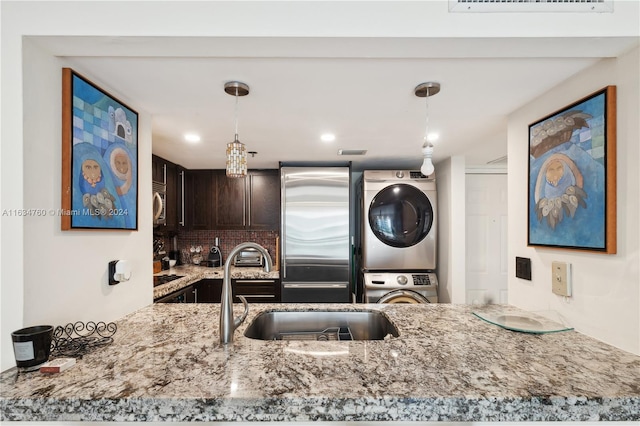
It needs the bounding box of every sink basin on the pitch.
[244,310,399,341]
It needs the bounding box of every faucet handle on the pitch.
[233,295,249,329]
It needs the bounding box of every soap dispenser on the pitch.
[208,237,223,267]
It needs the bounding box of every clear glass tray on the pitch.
[473,309,574,334]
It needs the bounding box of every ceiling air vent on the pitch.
[449,0,613,13]
[337,149,367,156]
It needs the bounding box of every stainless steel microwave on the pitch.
[152,181,166,226]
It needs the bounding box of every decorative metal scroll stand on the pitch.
[50,321,117,359]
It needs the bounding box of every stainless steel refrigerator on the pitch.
[280,166,351,303]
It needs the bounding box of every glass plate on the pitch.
[473,310,574,334]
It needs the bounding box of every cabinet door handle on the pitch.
[247,175,251,228]
[237,294,275,299]
[179,171,185,226]
[235,279,276,284]
[163,163,167,185]
[280,172,286,278]
[193,288,198,303]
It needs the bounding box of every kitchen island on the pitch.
[1,303,639,421]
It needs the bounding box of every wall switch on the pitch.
[515,257,532,280]
[551,261,571,297]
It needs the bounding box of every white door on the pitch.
[465,173,508,304]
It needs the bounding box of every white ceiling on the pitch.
[35,35,638,171]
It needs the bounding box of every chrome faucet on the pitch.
[220,242,273,344]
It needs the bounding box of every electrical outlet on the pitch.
[551,261,571,297]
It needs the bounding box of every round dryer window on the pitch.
[368,184,434,247]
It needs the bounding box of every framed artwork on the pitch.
[528,86,616,253]
[61,68,138,230]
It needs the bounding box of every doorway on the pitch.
[465,172,508,304]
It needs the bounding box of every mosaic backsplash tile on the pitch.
[170,230,279,265]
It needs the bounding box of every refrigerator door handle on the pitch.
[280,172,286,278]
[283,283,349,289]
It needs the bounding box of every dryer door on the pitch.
[368,184,434,248]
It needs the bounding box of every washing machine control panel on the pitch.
[412,274,433,286]
[363,272,438,303]
[364,272,438,289]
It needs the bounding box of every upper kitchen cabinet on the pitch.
[213,169,280,231]
[151,154,166,184]
[213,170,246,229]
[152,155,180,233]
[247,170,280,230]
[184,169,215,230]
[164,161,179,231]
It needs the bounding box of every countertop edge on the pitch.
[2,395,639,422]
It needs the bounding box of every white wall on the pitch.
[1,35,153,371]
[21,40,153,326]
[436,156,466,304]
[507,47,640,356]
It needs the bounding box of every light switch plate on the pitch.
[552,261,571,297]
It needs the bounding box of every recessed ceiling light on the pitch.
[184,133,201,143]
[320,133,336,142]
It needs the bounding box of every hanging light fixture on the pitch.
[414,82,441,177]
[224,81,250,178]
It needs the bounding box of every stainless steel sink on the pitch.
[243,310,399,341]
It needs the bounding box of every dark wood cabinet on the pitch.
[214,170,280,230]
[184,170,214,230]
[155,284,195,303]
[247,170,280,230]
[164,162,178,232]
[232,278,281,303]
[152,155,180,233]
[213,170,246,229]
[151,155,166,183]
[176,166,186,228]
[152,161,279,231]
[193,279,222,303]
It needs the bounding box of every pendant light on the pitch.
[414,82,440,177]
[224,81,250,178]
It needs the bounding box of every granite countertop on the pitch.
[1,303,639,422]
[153,264,280,300]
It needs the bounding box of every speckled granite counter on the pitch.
[1,304,639,421]
[153,264,280,300]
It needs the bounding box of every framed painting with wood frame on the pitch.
[61,68,138,230]
[528,86,616,253]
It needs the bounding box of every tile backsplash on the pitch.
[173,230,279,265]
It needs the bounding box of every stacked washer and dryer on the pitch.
[360,170,438,304]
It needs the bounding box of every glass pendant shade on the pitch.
[224,81,250,178]
[226,135,247,177]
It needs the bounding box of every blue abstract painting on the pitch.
[63,69,138,230]
[528,87,616,253]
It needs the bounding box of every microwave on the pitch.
[152,181,166,226]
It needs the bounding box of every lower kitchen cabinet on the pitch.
[155,284,196,303]
[193,279,222,303]
[232,278,281,303]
